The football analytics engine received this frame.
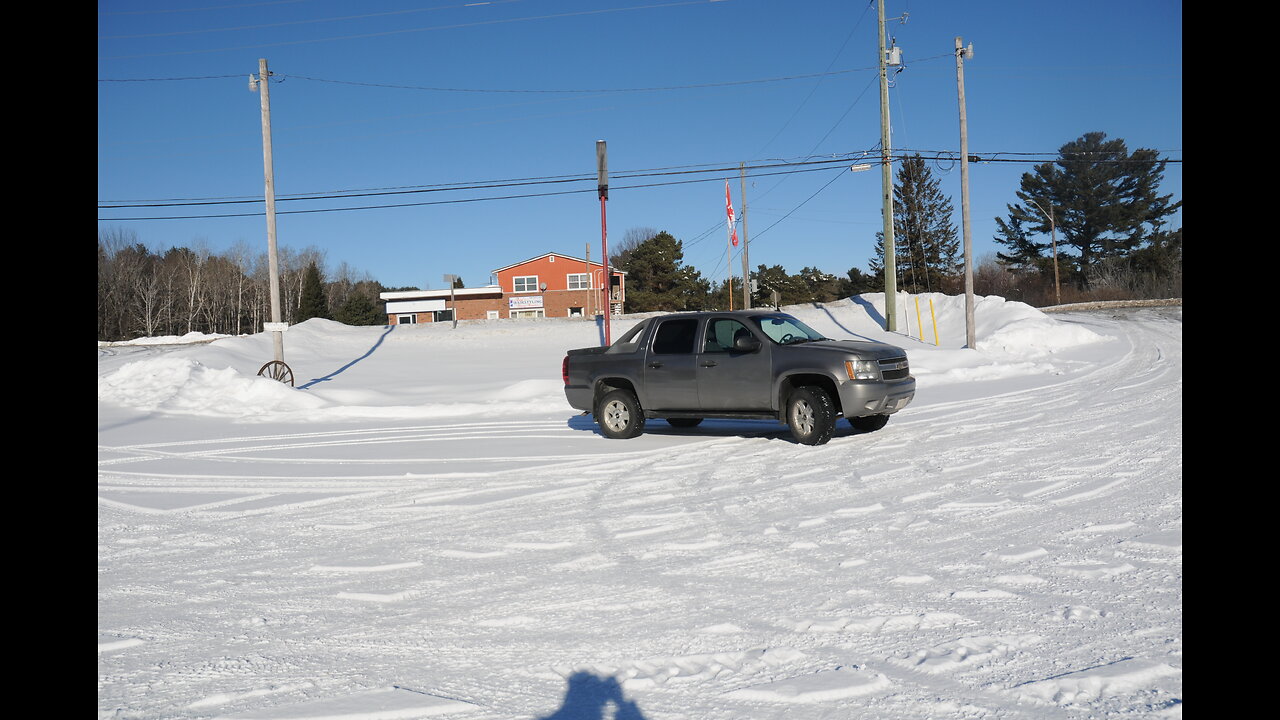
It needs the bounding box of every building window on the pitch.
[486,310,500,320]
[513,275,538,293]
[567,273,590,290]
[396,314,417,324]
[510,309,545,319]
[433,309,454,323]
[568,307,584,317]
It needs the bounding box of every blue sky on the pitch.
[98,0,1182,291]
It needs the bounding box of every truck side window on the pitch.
[607,320,648,353]
[652,319,698,355]
[704,318,750,353]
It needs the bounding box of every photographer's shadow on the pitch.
[537,672,648,720]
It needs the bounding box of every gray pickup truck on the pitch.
[562,310,914,445]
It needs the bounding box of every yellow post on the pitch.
[929,298,940,346]
[914,296,924,342]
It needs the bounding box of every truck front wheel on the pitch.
[787,386,835,446]
[597,389,645,439]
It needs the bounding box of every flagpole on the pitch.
[727,234,734,311]
[725,180,737,311]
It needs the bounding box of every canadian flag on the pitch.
[725,181,738,247]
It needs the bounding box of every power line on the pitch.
[98,161,871,221]
[99,154,875,207]
[99,0,737,59]
[98,65,883,91]
[98,149,1181,217]
[98,0,313,15]
[99,0,531,39]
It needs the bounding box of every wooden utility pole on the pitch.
[877,0,898,332]
[739,162,751,309]
[253,58,285,365]
[955,37,975,349]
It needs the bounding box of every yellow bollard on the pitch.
[914,296,925,343]
[929,298,940,346]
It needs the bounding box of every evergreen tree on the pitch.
[296,262,329,322]
[614,230,707,312]
[839,266,874,298]
[334,282,386,325]
[995,131,1181,287]
[870,155,960,293]
[750,265,846,307]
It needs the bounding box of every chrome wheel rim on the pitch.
[793,399,814,435]
[603,400,630,432]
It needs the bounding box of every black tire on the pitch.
[665,418,703,428]
[787,386,835,446]
[848,414,890,433]
[596,389,645,439]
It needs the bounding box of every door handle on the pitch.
[647,361,663,368]
[700,360,718,368]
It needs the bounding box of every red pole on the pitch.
[600,195,611,346]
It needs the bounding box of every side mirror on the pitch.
[733,334,762,353]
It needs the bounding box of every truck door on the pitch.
[642,317,700,410]
[697,317,772,410]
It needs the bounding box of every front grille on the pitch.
[879,356,910,380]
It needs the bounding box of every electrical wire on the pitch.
[99,154,876,208]
[100,0,738,59]
[98,160,873,221]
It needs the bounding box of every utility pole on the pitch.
[584,244,593,320]
[250,58,291,384]
[739,162,751,309]
[954,37,975,349]
[443,274,459,329]
[596,140,611,346]
[1028,198,1061,306]
[877,0,900,332]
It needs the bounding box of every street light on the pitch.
[1026,198,1061,306]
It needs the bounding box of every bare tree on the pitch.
[612,226,660,269]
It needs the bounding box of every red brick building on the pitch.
[381,253,626,324]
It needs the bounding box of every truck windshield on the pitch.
[749,315,827,345]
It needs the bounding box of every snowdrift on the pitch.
[97,293,1109,421]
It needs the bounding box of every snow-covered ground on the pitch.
[98,294,1182,720]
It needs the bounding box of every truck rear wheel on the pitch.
[597,389,645,439]
[787,386,835,445]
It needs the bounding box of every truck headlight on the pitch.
[845,359,880,381]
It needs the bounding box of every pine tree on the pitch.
[296,262,329,322]
[870,155,960,293]
[334,285,385,325]
[614,231,707,312]
[995,131,1181,287]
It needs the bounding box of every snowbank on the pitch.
[96,293,1110,420]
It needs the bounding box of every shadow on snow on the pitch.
[537,672,648,720]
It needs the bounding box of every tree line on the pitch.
[613,131,1181,312]
[98,131,1180,339]
[97,229,386,341]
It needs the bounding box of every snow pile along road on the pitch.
[98,294,1181,720]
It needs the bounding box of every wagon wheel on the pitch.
[257,360,294,387]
